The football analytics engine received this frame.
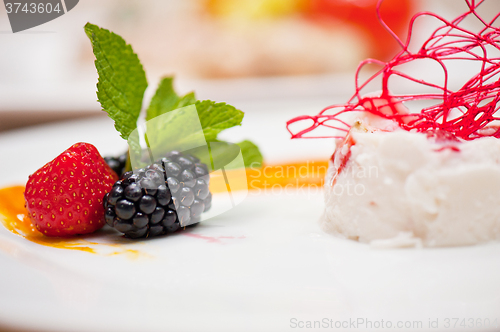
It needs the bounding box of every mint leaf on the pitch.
[191,140,262,169]
[146,78,243,142]
[143,76,262,168]
[177,92,197,109]
[203,140,262,169]
[195,100,244,141]
[201,141,241,170]
[145,77,179,121]
[84,23,148,140]
[236,140,263,168]
[146,104,208,156]
[146,77,196,121]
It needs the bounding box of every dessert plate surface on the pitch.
[0,103,499,332]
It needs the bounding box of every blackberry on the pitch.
[103,151,211,238]
[104,152,128,178]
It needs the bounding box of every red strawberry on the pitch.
[24,142,118,237]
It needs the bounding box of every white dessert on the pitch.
[321,120,500,248]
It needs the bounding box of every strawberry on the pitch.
[24,142,118,237]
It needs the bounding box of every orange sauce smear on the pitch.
[0,186,101,253]
[0,160,328,252]
[209,160,328,193]
[0,187,143,256]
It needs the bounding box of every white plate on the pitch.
[0,103,500,332]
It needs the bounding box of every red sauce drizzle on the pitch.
[287,0,500,141]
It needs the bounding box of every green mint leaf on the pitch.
[202,141,240,170]
[84,23,148,140]
[147,104,208,156]
[195,100,244,142]
[203,140,263,169]
[177,92,197,109]
[146,77,196,121]
[145,79,243,142]
[144,77,260,168]
[145,77,178,121]
[236,140,263,168]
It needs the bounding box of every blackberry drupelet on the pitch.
[103,151,212,238]
[104,153,128,178]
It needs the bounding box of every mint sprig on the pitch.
[85,23,263,168]
[84,23,147,140]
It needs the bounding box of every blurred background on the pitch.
[0,0,495,132]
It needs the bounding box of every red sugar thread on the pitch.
[287,0,500,141]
